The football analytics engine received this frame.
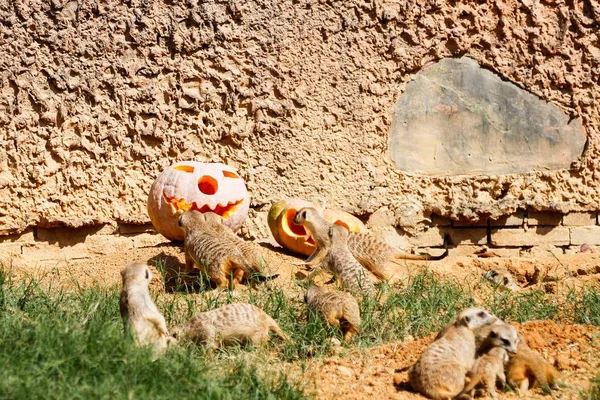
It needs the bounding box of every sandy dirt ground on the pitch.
[7,240,600,400]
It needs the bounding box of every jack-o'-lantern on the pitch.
[268,198,366,256]
[148,161,249,241]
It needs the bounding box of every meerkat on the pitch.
[507,346,560,393]
[409,307,498,400]
[482,268,520,291]
[119,262,171,355]
[178,210,263,289]
[454,324,519,399]
[304,285,361,342]
[170,302,290,348]
[473,320,525,354]
[292,207,447,281]
[311,224,376,297]
[454,348,509,399]
[201,212,272,280]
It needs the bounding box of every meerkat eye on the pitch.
[503,277,509,284]
[489,331,497,338]
[145,270,150,280]
[464,316,471,323]
[477,311,486,318]
[501,338,510,346]
[300,210,306,219]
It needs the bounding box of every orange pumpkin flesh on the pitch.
[164,194,243,218]
[198,176,218,195]
[173,165,195,173]
[267,198,365,256]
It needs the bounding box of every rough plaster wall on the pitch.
[1,0,599,236]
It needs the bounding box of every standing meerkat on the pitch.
[454,324,518,399]
[409,307,498,400]
[119,262,171,355]
[304,285,361,342]
[311,224,376,297]
[292,207,447,281]
[170,302,290,348]
[178,210,263,289]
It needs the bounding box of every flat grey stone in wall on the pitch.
[389,57,587,176]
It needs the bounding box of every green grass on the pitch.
[0,269,306,400]
[581,375,600,400]
[2,263,599,399]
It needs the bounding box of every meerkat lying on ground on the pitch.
[304,285,361,342]
[119,262,172,356]
[482,268,520,291]
[410,307,498,400]
[309,224,376,297]
[178,210,267,289]
[170,302,290,348]
[292,207,447,281]
[506,340,560,393]
[454,324,518,399]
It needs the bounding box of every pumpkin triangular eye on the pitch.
[174,165,195,173]
[222,170,239,179]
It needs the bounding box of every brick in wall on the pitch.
[491,226,570,246]
[570,226,600,245]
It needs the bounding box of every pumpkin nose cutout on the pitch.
[198,176,218,195]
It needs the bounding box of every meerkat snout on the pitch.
[292,209,307,225]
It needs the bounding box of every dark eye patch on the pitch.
[503,277,509,284]
[501,338,510,346]
[145,270,150,280]
[478,311,486,318]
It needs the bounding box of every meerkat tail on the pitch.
[252,273,280,282]
[266,316,291,342]
[393,234,449,261]
[391,249,448,261]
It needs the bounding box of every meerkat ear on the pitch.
[145,269,150,280]
[489,330,498,338]
[328,226,335,237]
[178,213,184,227]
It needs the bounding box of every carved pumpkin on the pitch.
[268,198,366,256]
[148,161,249,241]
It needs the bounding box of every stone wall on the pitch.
[1,0,600,261]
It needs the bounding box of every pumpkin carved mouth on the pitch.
[164,194,243,219]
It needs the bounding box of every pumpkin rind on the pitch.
[147,161,250,241]
[267,198,366,256]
